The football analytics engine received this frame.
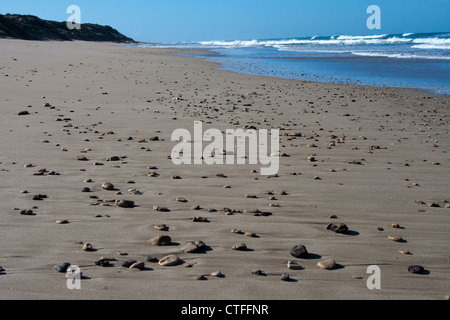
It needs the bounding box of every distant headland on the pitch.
[0,13,135,42]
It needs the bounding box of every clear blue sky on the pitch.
[1,0,449,42]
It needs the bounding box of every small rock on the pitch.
[20,209,34,216]
[122,260,137,268]
[286,261,302,270]
[76,155,88,161]
[181,240,206,253]
[290,245,308,258]
[107,156,121,161]
[192,216,209,222]
[102,182,114,190]
[158,254,180,266]
[129,261,145,271]
[153,205,170,212]
[94,260,110,267]
[408,265,424,274]
[154,224,169,231]
[399,250,411,255]
[56,220,69,224]
[176,197,187,202]
[280,273,290,281]
[317,259,336,270]
[392,223,400,228]
[210,271,224,277]
[54,262,71,273]
[195,274,207,280]
[251,269,265,276]
[82,243,93,251]
[232,243,247,251]
[245,232,257,238]
[326,223,349,234]
[148,235,172,246]
[146,256,159,263]
[388,235,404,242]
[115,200,135,208]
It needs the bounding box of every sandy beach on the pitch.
[0,39,449,300]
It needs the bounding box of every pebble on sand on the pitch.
[388,235,405,242]
[290,245,308,258]
[148,235,172,246]
[115,200,135,208]
[232,243,247,251]
[326,223,349,234]
[286,261,302,270]
[158,254,180,266]
[53,262,71,273]
[408,265,425,274]
[102,182,115,190]
[317,259,336,270]
[129,261,145,271]
[181,240,206,253]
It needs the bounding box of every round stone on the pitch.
[408,265,424,274]
[148,235,172,246]
[115,200,135,208]
[102,182,114,190]
[181,240,206,253]
[290,245,308,258]
[158,254,180,266]
[317,259,336,270]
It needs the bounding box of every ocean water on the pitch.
[136,32,450,95]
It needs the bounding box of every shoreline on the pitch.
[0,40,449,300]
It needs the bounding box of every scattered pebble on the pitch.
[102,182,114,190]
[286,261,302,270]
[129,261,145,271]
[317,259,336,270]
[408,265,424,274]
[290,245,308,258]
[115,200,135,208]
[388,235,404,242]
[158,254,180,266]
[280,273,290,281]
[53,262,71,273]
[326,223,349,234]
[181,240,206,253]
[148,235,172,246]
[232,243,247,251]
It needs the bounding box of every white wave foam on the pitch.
[352,51,450,60]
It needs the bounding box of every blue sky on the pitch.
[1,0,449,42]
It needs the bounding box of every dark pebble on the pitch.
[290,245,308,258]
[251,269,265,276]
[122,260,137,268]
[408,265,425,274]
[280,273,290,281]
[53,262,71,273]
[326,223,349,234]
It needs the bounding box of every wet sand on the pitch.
[0,40,449,300]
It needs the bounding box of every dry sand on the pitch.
[0,40,449,300]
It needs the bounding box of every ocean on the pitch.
[135,32,450,95]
